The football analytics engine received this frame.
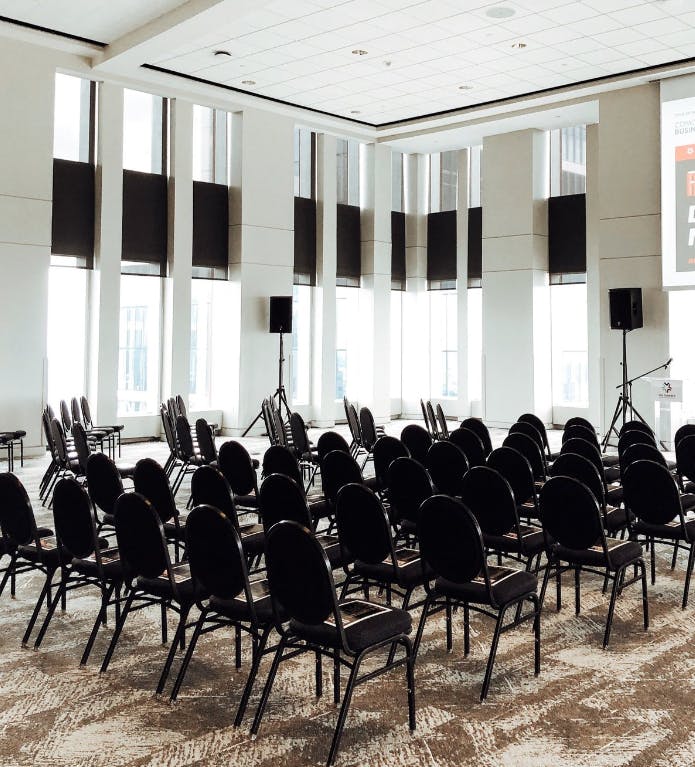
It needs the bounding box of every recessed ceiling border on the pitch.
[0,15,106,48]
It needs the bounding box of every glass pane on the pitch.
[391,152,403,212]
[336,286,360,399]
[118,275,161,415]
[469,145,482,208]
[192,104,214,183]
[390,291,402,399]
[561,125,586,195]
[190,279,213,410]
[46,266,87,405]
[550,283,588,406]
[441,150,458,211]
[336,138,348,204]
[53,73,91,162]
[430,289,457,397]
[299,129,313,198]
[467,288,483,403]
[123,89,164,174]
[669,289,695,421]
[429,153,440,213]
[348,139,360,206]
[291,285,311,405]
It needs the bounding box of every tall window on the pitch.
[336,287,360,400]
[392,152,404,213]
[390,291,403,401]
[190,280,213,411]
[337,138,360,206]
[123,88,166,175]
[192,104,229,184]
[291,285,312,405]
[294,128,315,199]
[467,287,483,404]
[469,145,482,208]
[550,125,587,196]
[428,151,458,213]
[550,283,588,407]
[53,73,92,162]
[430,290,457,398]
[118,276,161,415]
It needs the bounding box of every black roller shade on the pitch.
[336,203,361,280]
[294,196,316,285]
[193,180,228,273]
[549,193,586,275]
[121,169,168,275]
[467,207,482,282]
[427,210,456,283]
[51,159,95,267]
[391,211,406,289]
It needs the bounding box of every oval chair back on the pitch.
[487,446,535,507]
[460,466,518,537]
[449,427,486,468]
[0,473,38,546]
[133,458,178,524]
[336,483,392,565]
[261,445,302,486]
[676,434,695,486]
[373,436,409,491]
[503,432,546,481]
[425,440,469,496]
[562,423,599,448]
[619,419,654,437]
[86,452,124,517]
[321,450,363,507]
[114,493,171,583]
[518,413,550,457]
[435,404,449,439]
[623,459,684,527]
[359,407,378,452]
[539,476,604,551]
[509,421,545,455]
[548,452,605,508]
[289,411,311,457]
[195,418,217,462]
[190,465,238,528]
[218,440,258,497]
[387,456,433,525]
[317,431,351,464]
[53,477,99,560]
[460,417,493,456]
[675,424,695,448]
[259,473,312,533]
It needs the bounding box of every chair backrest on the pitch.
[71,397,83,427]
[509,421,545,454]
[518,413,550,455]
[449,427,486,468]
[175,415,196,459]
[266,520,338,627]
[539,476,605,552]
[336,483,393,565]
[503,432,546,480]
[548,452,605,507]
[460,466,518,537]
[50,418,70,466]
[373,436,410,491]
[317,431,351,463]
[217,440,258,496]
[420,399,432,437]
[0,473,38,546]
[618,428,656,457]
[418,495,487,586]
[53,477,99,560]
[59,399,73,433]
[620,419,654,437]
[272,409,287,447]
[675,424,695,448]
[186,505,248,601]
[677,434,695,484]
[133,457,178,523]
[426,401,440,440]
[86,452,124,516]
[322,449,363,506]
[160,406,176,453]
[80,395,94,428]
[486,446,535,506]
[259,473,312,532]
[359,406,378,451]
[42,409,57,459]
[71,421,92,473]
[436,403,449,439]
[114,492,172,582]
[386,456,433,524]
[564,416,595,431]
[425,440,469,496]
[460,417,493,456]
[562,423,599,447]
[175,394,187,419]
[289,411,311,456]
[622,442,667,472]
[262,444,302,486]
[400,423,433,465]
[560,437,604,479]
[195,418,217,462]
[344,398,363,448]
[190,465,239,529]
[623,459,684,527]
[167,396,180,421]
[261,399,276,444]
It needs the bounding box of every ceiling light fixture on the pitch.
[511,41,527,49]
[241,80,256,86]
[350,110,361,114]
[486,6,516,18]
[213,49,231,57]
[458,85,474,90]
[352,49,368,55]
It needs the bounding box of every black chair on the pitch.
[435,404,450,439]
[317,431,351,464]
[290,411,319,487]
[503,431,546,482]
[623,459,695,608]
[618,428,656,457]
[168,504,277,722]
[160,404,180,477]
[561,437,622,504]
[250,520,415,767]
[487,446,539,522]
[33,478,124,664]
[676,434,695,494]
[564,416,595,431]
[72,396,113,457]
[449,427,486,468]
[373,436,409,495]
[387,456,433,537]
[509,421,546,465]
[172,415,207,496]
[81,395,124,457]
[50,417,84,488]
[262,444,329,522]
[400,423,432,465]
[195,418,218,465]
[460,417,493,457]
[420,398,433,438]
[73,422,135,480]
[100,492,199,694]
[539,476,648,647]
[564,422,620,468]
[321,449,364,513]
[425,440,469,497]
[344,399,364,459]
[86,452,125,536]
[358,406,379,468]
[414,495,540,701]
[675,424,695,449]
[518,413,558,462]
[426,401,440,440]
[217,440,260,515]
[620,419,655,437]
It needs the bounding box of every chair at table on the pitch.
[414,495,541,701]
[250,519,415,767]
[425,440,468,497]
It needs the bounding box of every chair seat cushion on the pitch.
[290,600,412,652]
[484,525,545,556]
[239,524,265,555]
[12,430,26,439]
[633,518,695,541]
[434,567,537,607]
[554,538,643,570]
[354,551,429,587]
[234,494,259,509]
[604,505,629,533]
[602,454,620,468]
[18,538,63,567]
[363,476,379,492]
[317,534,350,568]
[72,550,124,580]
[308,497,331,520]
[209,582,275,624]
[604,466,621,483]
[680,494,695,511]
[606,486,624,505]
[163,518,187,542]
[138,564,198,602]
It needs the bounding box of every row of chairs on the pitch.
[0,428,25,472]
[420,398,451,440]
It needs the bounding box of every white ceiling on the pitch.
[2,0,695,125]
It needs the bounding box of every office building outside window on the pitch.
[430,289,458,398]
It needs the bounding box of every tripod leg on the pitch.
[602,397,623,452]
[242,410,264,438]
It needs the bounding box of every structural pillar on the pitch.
[455,148,470,421]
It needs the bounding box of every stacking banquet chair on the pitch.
[172,415,208,497]
[420,398,433,439]
[400,423,433,465]
[621,442,693,515]
[290,411,319,486]
[134,458,188,562]
[435,404,450,440]
[317,431,351,463]
[344,397,364,459]
[86,452,125,537]
[0,473,63,646]
[564,423,621,470]
[50,417,85,492]
[168,504,278,720]
[40,409,68,504]
[72,422,135,481]
[518,413,558,463]
[195,418,218,466]
[539,476,648,647]
[487,446,539,524]
[620,419,655,437]
[449,427,487,469]
[425,439,469,497]
[372,435,409,497]
[190,465,264,566]
[259,472,350,570]
[261,399,276,445]
[561,436,622,505]
[461,466,545,574]
[358,406,379,470]
[676,434,695,494]
[217,440,261,517]
[387,456,433,540]
[100,492,200,695]
[425,401,441,440]
[250,520,415,767]
[81,395,124,457]
[503,431,547,484]
[321,449,364,519]
[336,483,429,611]
[60,398,106,454]
[460,417,493,457]
[509,421,547,467]
[565,415,595,431]
[160,404,180,478]
[414,495,541,701]
[33,478,124,665]
[71,397,114,458]
[623,459,695,608]
[0,428,27,470]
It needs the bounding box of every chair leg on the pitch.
[603,568,622,649]
[333,649,341,705]
[682,543,695,609]
[156,604,190,695]
[251,637,287,737]
[315,650,323,697]
[81,583,116,666]
[22,570,54,647]
[671,542,679,570]
[538,559,553,612]
[404,637,416,732]
[34,575,67,648]
[531,594,541,675]
[327,656,362,767]
[161,602,168,644]
[169,608,208,702]
[574,566,581,615]
[0,553,17,599]
[413,595,433,657]
[463,603,470,656]
[639,560,649,630]
[480,606,507,701]
[445,598,453,652]
[650,537,656,585]
[235,626,271,727]
[100,589,135,672]
[235,624,242,669]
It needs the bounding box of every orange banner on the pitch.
[676,144,695,162]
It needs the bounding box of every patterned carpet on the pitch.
[0,426,693,767]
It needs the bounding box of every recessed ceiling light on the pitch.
[458,85,474,90]
[241,80,256,86]
[351,49,368,56]
[213,49,231,57]
[511,41,527,49]
[350,110,361,114]
[486,6,516,18]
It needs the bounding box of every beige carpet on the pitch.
[0,430,692,767]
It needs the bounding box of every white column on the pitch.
[312,133,337,428]
[482,128,551,427]
[90,82,123,428]
[359,143,392,423]
[162,98,193,407]
[597,84,667,434]
[456,148,470,421]
[226,108,294,436]
[0,40,53,450]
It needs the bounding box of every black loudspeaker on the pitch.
[269,296,292,333]
[609,288,643,331]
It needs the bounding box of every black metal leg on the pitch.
[0,553,17,598]
[463,603,470,656]
[81,583,116,666]
[404,638,416,732]
[235,626,271,727]
[169,608,207,702]
[251,637,287,736]
[333,649,340,705]
[161,601,168,644]
[327,656,362,767]
[236,624,242,669]
[531,594,541,675]
[574,566,581,615]
[682,543,695,609]
[445,598,453,652]
[639,560,649,630]
[603,568,622,648]
[22,570,54,646]
[650,538,656,585]
[100,589,135,672]
[538,559,552,612]
[156,604,190,695]
[671,542,679,570]
[413,595,433,657]
[34,577,66,648]
[315,650,323,697]
[480,607,506,701]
